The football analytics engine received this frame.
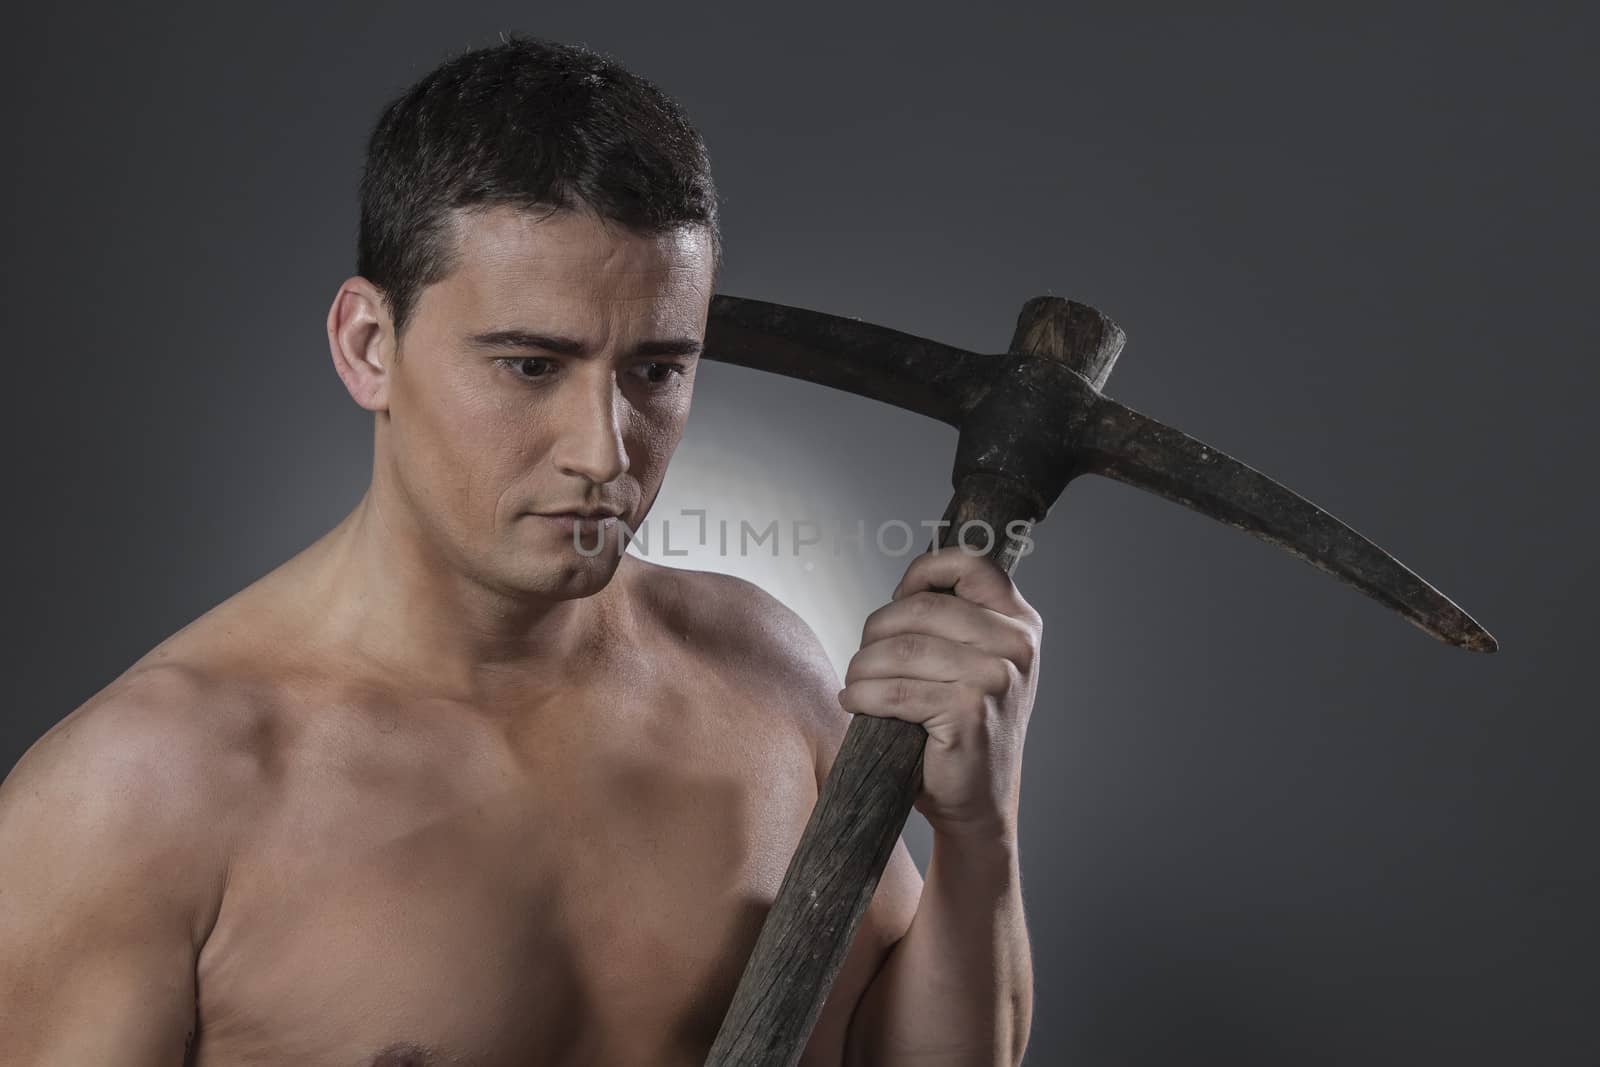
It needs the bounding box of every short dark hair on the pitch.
[357,34,722,338]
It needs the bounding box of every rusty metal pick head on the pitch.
[1076,397,1497,652]
[700,293,1497,652]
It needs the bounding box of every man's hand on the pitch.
[837,546,1041,843]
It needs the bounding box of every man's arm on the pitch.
[0,668,230,1063]
[723,573,1030,1066]
[843,826,1032,1067]
[807,691,1033,1067]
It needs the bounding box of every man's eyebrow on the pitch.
[467,329,702,358]
[633,336,704,358]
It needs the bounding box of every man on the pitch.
[0,35,1039,1066]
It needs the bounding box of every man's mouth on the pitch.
[530,506,625,519]
[526,509,624,531]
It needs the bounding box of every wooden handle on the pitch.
[704,297,1113,1066]
[702,478,1038,1067]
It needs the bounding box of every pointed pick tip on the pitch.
[1413,608,1498,653]
[1437,618,1498,653]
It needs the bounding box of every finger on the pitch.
[892,547,1037,623]
[860,592,1036,673]
[844,631,1013,695]
[836,676,985,728]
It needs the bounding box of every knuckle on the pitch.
[861,604,889,643]
[989,659,1016,694]
[894,633,922,661]
[1007,618,1040,669]
[1009,661,1032,701]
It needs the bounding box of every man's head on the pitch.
[327,35,720,601]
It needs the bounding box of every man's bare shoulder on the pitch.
[628,560,849,774]
[631,560,839,683]
[0,661,260,948]
[13,661,226,786]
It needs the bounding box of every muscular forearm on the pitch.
[847,830,1033,1066]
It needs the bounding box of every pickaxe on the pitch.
[697,294,1496,1066]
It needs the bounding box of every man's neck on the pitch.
[298,487,634,705]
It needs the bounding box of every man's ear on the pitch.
[327,277,395,412]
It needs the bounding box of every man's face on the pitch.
[379,204,714,600]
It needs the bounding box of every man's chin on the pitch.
[495,548,626,601]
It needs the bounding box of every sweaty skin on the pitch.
[0,206,923,1065]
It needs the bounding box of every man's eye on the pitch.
[501,356,555,381]
[634,362,685,386]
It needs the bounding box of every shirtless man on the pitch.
[0,35,1038,1066]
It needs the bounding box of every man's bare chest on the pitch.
[189,678,819,1066]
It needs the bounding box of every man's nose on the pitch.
[552,371,630,485]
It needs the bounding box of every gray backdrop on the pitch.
[2,3,1594,1064]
